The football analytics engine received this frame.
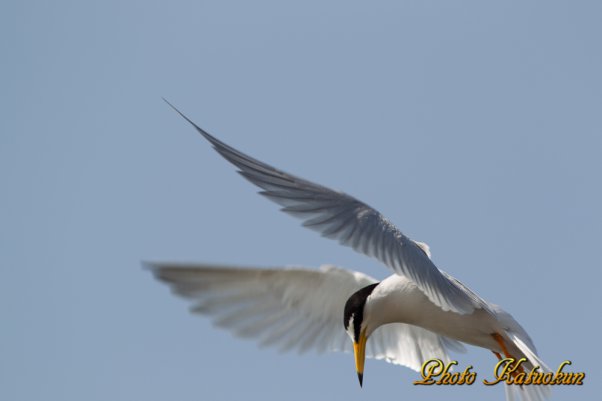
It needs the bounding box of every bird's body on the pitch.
[150,101,551,401]
[364,275,498,350]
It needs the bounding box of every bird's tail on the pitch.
[504,381,551,401]
[502,332,552,401]
[508,332,551,373]
[490,304,552,401]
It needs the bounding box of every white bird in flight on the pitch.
[149,101,550,401]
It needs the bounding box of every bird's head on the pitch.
[343,283,379,387]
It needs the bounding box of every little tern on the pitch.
[149,101,550,401]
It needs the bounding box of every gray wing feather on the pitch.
[165,101,478,314]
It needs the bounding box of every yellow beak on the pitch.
[353,331,367,387]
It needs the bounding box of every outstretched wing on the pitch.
[165,101,479,314]
[149,263,375,353]
[148,263,462,368]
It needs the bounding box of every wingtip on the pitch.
[141,260,158,272]
[162,98,191,124]
[161,99,219,145]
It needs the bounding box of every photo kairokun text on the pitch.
[413,358,585,386]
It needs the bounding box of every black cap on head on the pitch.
[343,283,379,342]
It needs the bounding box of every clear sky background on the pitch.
[2,1,601,400]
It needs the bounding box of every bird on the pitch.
[148,100,551,401]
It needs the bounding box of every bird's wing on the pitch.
[165,101,478,314]
[367,323,466,371]
[148,263,376,354]
[148,263,464,367]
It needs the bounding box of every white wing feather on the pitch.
[165,101,479,315]
[148,263,462,369]
[367,323,465,371]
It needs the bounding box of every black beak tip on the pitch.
[357,372,363,387]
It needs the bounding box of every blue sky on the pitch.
[2,1,601,400]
